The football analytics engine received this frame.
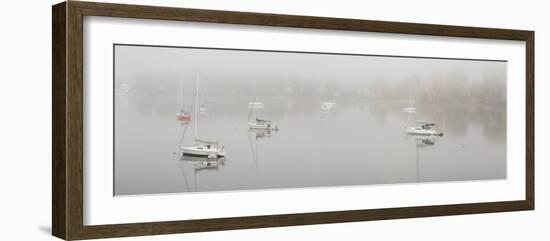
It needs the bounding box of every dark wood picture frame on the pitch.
[52,1,534,240]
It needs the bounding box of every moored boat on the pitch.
[248,101,265,109]
[248,117,278,131]
[405,121,443,136]
[176,110,192,121]
[181,139,226,157]
[181,75,226,157]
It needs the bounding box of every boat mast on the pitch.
[248,80,257,121]
[253,80,258,103]
[194,75,199,139]
[181,74,185,111]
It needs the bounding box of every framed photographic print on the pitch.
[52,1,534,240]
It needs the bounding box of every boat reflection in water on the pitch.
[181,155,226,172]
[416,136,436,147]
[407,135,440,182]
[248,126,278,169]
[250,124,279,138]
[178,154,226,192]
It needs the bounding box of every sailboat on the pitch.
[248,117,278,130]
[247,80,277,130]
[403,100,443,136]
[180,76,226,158]
[177,110,192,122]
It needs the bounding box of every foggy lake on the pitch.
[114,45,506,195]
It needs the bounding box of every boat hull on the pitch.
[248,122,270,129]
[180,146,226,157]
[248,122,279,131]
[405,128,443,136]
[248,102,265,108]
[176,115,191,121]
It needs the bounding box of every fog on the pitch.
[115,45,506,104]
[114,45,506,195]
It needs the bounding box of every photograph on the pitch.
[113,44,507,196]
[40,1,537,240]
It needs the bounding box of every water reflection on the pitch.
[247,128,279,169]
[406,135,439,182]
[178,155,226,192]
[114,46,507,195]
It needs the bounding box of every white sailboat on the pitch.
[248,117,278,131]
[180,76,226,158]
[247,80,277,130]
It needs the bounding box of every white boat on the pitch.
[405,121,443,136]
[403,107,416,113]
[247,81,277,131]
[248,101,264,108]
[320,101,336,109]
[181,76,226,157]
[181,141,226,157]
[248,117,278,130]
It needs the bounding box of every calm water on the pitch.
[114,95,506,195]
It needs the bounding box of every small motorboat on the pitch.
[405,121,443,136]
